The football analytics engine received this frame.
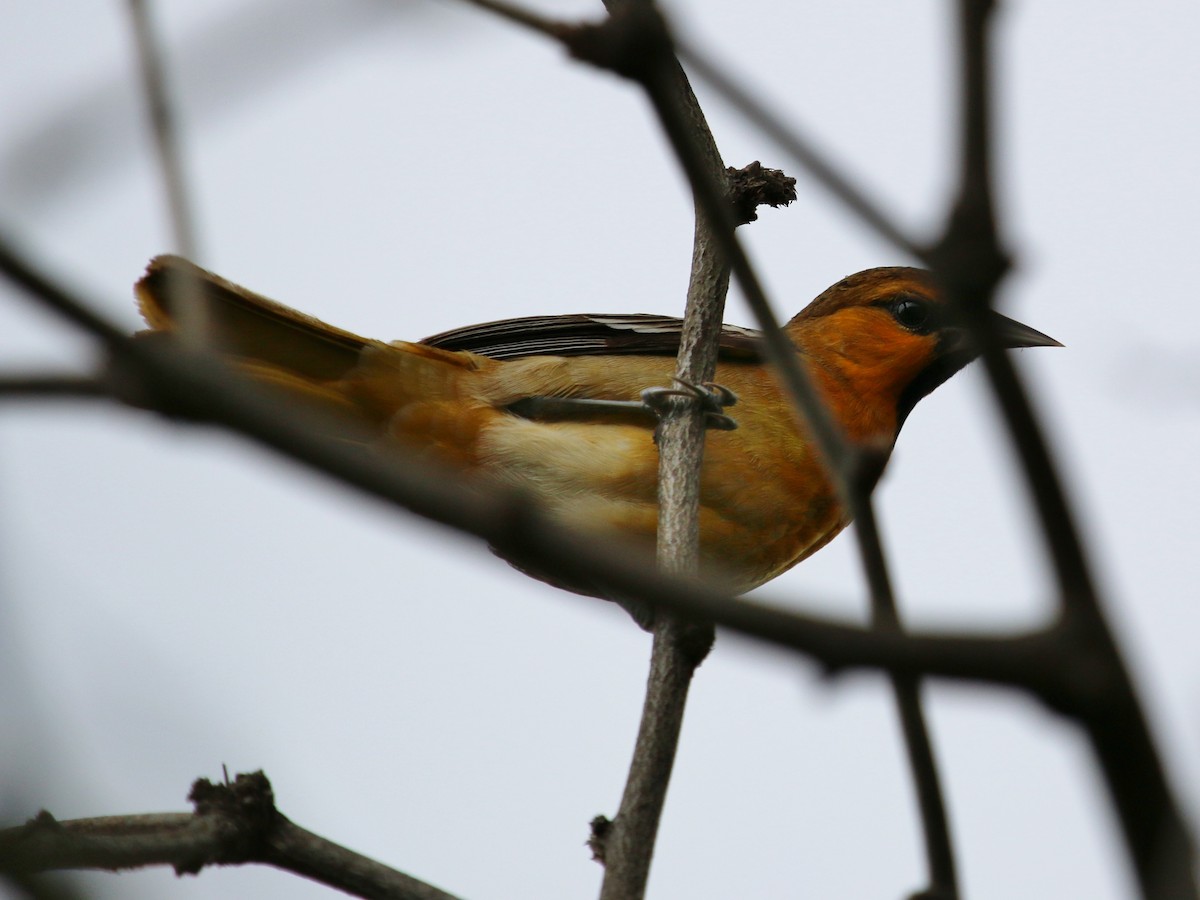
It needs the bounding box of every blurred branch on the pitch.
[125,0,209,348]
[854,498,957,898]
[0,374,109,401]
[125,0,199,260]
[926,2,1195,897]
[0,772,460,900]
[0,237,1097,704]
[0,239,129,349]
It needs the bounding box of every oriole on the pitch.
[135,257,1058,594]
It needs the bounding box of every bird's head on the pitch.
[786,267,1060,437]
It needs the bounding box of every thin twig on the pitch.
[125,0,208,347]
[125,0,199,258]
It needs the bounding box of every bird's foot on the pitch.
[641,378,739,430]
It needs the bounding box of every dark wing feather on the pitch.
[420,313,764,361]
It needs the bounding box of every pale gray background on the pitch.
[2,2,1198,898]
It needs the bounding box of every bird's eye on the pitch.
[891,297,931,332]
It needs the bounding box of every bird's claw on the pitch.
[641,378,739,430]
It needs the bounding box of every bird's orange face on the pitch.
[787,268,1058,441]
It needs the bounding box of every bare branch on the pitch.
[0,236,129,349]
[0,772,460,900]
[592,617,701,897]
[591,1,729,895]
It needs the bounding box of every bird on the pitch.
[135,256,1059,596]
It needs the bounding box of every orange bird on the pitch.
[135,257,1058,594]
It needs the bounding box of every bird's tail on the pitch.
[135,255,373,379]
[134,256,489,455]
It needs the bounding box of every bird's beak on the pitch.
[991,311,1063,349]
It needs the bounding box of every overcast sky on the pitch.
[3,2,1199,898]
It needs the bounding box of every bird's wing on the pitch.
[138,255,766,376]
[421,314,765,361]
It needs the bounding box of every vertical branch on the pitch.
[592,3,725,898]
[593,619,699,900]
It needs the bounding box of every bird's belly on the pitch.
[475,413,847,594]
[476,416,659,503]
